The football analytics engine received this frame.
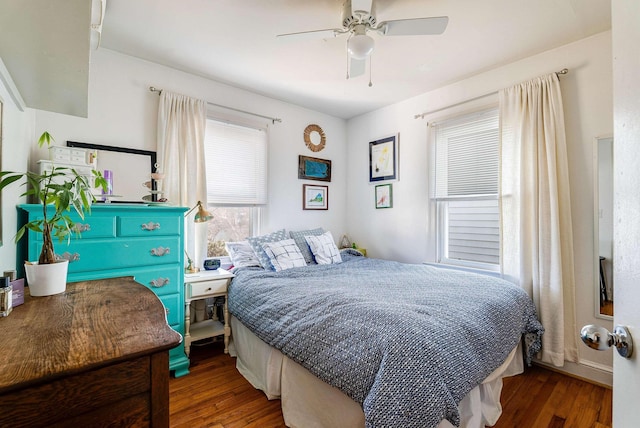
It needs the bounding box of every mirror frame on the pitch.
[67,141,158,203]
[594,135,614,320]
[0,97,3,246]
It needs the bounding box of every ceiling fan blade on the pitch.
[276,28,341,41]
[378,16,449,36]
[349,57,366,79]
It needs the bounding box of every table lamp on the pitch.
[184,201,214,273]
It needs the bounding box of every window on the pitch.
[203,118,267,256]
[432,108,500,271]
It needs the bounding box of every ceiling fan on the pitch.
[277,0,449,84]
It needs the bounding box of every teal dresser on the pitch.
[17,204,190,377]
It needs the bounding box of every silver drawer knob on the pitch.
[141,222,161,231]
[74,223,91,232]
[150,246,170,256]
[150,277,170,288]
[55,252,80,263]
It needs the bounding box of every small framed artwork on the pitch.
[303,184,328,210]
[369,135,398,182]
[299,155,331,182]
[375,184,393,209]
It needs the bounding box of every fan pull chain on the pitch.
[368,56,373,87]
[346,48,350,79]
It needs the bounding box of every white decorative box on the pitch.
[49,146,97,168]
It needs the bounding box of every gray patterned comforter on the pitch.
[228,253,543,428]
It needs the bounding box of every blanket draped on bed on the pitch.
[228,253,543,428]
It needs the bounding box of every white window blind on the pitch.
[433,108,499,199]
[432,107,500,270]
[204,119,267,205]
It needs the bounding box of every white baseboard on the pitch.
[534,358,612,387]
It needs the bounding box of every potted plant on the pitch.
[0,132,106,296]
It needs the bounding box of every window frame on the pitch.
[203,114,268,242]
[431,106,501,272]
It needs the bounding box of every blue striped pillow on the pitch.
[289,227,324,264]
[247,229,288,269]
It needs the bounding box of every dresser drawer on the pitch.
[57,236,180,273]
[188,279,228,298]
[33,215,116,241]
[159,293,181,326]
[0,355,151,427]
[132,265,181,296]
[118,216,182,237]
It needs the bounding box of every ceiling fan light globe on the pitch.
[348,34,375,60]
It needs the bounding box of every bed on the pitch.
[227,248,543,428]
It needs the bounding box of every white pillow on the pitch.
[305,231,342,265]
[225,241,261,268]
[261,239,307,272]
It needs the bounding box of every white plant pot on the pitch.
[24,260,69,297]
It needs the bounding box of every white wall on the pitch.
[0,58,34,273]
[34,48,348,238]
[346,31,614,383]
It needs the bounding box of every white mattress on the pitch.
[231,316,524,428]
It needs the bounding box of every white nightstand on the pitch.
[184,269,235,356]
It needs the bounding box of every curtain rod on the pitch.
[413,68,569,120]
[149,86,282,124]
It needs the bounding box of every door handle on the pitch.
[580,324,633,359]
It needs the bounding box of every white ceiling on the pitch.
[0,0,92,117]
[100,0,611,119]
[0,0,611,120]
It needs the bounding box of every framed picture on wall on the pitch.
[375,183,393,209]
[369,135,398,182]
[298,155,331,182]
[303,184,328,210]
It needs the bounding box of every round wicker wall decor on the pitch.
[304,124,326,152]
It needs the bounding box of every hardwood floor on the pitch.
[170,340,612,428]
[600,301,613,317]
[169,340,285,428]
[494,365,612,428]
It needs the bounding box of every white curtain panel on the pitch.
[499,73,578,367]
[156,91,207,265]
[157,91,207,206]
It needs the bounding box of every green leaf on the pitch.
[15,226,27,243]
[37,131,54,148]
[0,174,23,192]
[25,222,43,233]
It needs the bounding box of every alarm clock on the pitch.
[203,258,221,271]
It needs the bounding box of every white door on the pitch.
[612,1,640,426]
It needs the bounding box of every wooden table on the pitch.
[0,277,182,427]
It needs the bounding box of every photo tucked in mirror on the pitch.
[596,136,613,318]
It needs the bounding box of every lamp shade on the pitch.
[194,202,214,223]
[348,34,375,60]
[185,201,214,223]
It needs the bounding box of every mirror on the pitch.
[67,141,157,204]
[0,98,3,246]
[595,136,613,319]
